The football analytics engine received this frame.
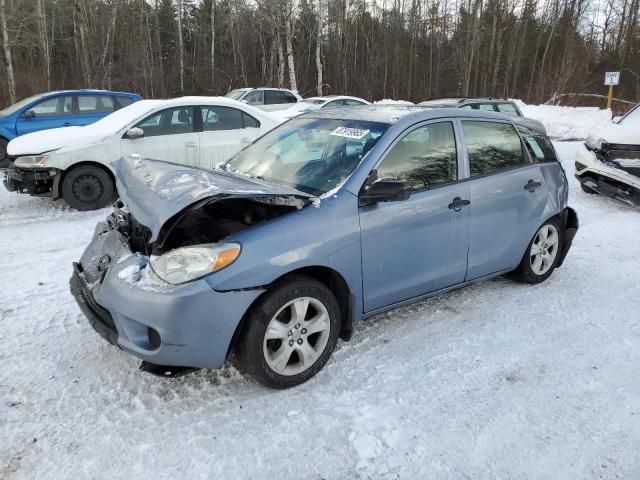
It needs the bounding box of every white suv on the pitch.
[225,88,302,111]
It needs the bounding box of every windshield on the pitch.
[224,117,389,195]
[82,99,162,135]
[620,104,640,126]
[226,89,248,100]
[0,93,48,116]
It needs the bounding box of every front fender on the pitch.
[0,120,17,141]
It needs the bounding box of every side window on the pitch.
[30,96,73,117]
[477,103,496,112]
[516,126,557,163]
[345,99,365,106]
[264,91,285,105]
[462,121,527,177]
[242,112,260,128]
[201,106,244,131]
[114,96,135,109]
[283,92,297,103]
[323,100,343,109]
[77,95,115,114]
[459,104,473,110]
[377,122,458,190]
[244,90,263,105]
[135,107,193,137]
[497,103,520,116]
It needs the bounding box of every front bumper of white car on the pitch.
[574,145,640,206]
[2,161,62,197]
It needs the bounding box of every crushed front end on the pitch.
[575,141,640,207]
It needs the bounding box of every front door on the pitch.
[120,106,199,165]
[359,121,470,312]
[16,95,76,135]
[197,105,261,169]
[460,119,549,280]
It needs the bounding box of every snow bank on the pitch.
[516,100,612,141]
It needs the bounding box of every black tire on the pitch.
[233,275,341,389]
[580,183,596,194]
[512,217,564,284]
[61,165,115,211]
[0,138,8,168]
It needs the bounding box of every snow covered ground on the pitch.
[2,108,640,479]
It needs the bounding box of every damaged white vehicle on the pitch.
[3,97,279,210]
[575,103,640,206]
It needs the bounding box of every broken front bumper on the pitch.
[575,145,640,206]
[3,164,61,196]
[69,222,265,369]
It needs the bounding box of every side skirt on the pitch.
[362,268,514,320]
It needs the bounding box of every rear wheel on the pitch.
[233,275,341,389]
[62,165,114,211]
[513,218,563,284]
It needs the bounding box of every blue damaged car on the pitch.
[70,106,578,388]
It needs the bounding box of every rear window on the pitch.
[517,126,557,163]
[497,103,521,116]
[462,121,527,176]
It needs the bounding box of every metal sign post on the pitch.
[604,71,620,110]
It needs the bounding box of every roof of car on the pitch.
[301,105,544,132]
[418,97,516,107]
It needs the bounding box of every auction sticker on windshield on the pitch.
[330,127,370,139]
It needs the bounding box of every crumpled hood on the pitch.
[113,156,314,242]
[7,126,105,156]
[586,122,640,150]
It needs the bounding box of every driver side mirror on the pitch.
[22,109,35,120]
[359,179,409,207]
[124,127,144,140]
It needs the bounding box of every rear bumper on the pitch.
[556,207,578,268]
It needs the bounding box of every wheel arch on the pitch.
[226,265,356,360]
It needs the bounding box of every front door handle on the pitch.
[63,122,71,127]
[448,197,471,212]
[524,179,542,192]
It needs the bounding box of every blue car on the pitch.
[0,89,141,166]
[70,106,578,388]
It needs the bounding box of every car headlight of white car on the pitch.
[14,155,50,168]
[150,242,241,284]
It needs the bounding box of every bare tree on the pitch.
[0,0,15,103]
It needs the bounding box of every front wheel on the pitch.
[233,275,341,389]
[61,165,115,211]
[513,218,563,284]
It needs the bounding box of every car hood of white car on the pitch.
[7,126,108,156]
[586,121,640,149]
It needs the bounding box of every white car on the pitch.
[3,97,279,210]
[575,103,640,206]
[279,96,370,119]
[225,88,303,111]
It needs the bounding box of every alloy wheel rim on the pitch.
[530,224,559,275]
[263,297,331,376]
[72,174,104,203]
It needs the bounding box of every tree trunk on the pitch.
[277,30,285,87]
[177,0,184,94]
[36,0,51,91]
[0,0,15,103]
[315,0,323,95]
[285,16,297,90]
[75,0,92,86]
[210,0,215,90]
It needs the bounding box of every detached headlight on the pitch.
[14,155,50,168]
[150,242,241,284]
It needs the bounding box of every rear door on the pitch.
[15,94,76,135]
[120,106,199,165]
[359,120,470,312]
[197,105,262,169]
[460,119,549,280]
[76,94,117,126]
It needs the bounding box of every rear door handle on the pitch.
[448,197,471,212]
[524,179,542,192]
